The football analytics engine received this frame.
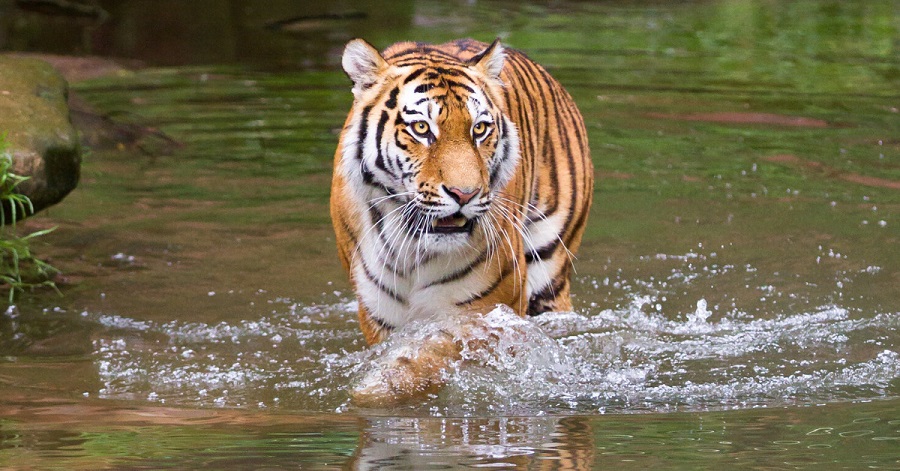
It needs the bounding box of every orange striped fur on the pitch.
[331,38,593,345]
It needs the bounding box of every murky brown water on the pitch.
[1,0,898,468]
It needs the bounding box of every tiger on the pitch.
[330,38,593,346]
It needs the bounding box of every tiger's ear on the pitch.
[342,39,387,96]
[469,38,506,82]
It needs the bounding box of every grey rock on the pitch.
[0,55,81,221]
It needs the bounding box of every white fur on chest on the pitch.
[353,240,479,327]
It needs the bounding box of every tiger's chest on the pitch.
[352,240,490,327]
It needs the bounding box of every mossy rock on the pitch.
[0,55,81,221]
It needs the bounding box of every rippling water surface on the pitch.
[1,0,898,468]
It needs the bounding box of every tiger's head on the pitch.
[339,39,520,255]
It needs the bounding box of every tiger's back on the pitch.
[331,38,593,344]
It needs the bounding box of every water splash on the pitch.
[534,302,899,412]
[86,291,898,415]
[349,306,575,410]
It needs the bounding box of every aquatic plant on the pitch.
[0,132,59,303]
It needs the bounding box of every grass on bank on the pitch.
[0,132,58,303]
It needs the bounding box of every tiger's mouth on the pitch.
[429,213,475,234]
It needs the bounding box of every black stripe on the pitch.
[455,263,513,307]
[564,185,592,251]
[489,162,501,188]
[385,87,399,109]
[388,47,463,64]
[478,72,498,105]
[489,118,513,188]
[453,38,484,54]
[433,66,467,77]
[403,67,426,84]
[424,250,488,288]
[361,261,408,305]
[527,276,566,316]
[393,59,433,68]
[360,163,394,196]
[394,129,408,151]
[359,298,397,331]
[374,110,396,178]
[524,239,558,264]
[373,227,406,276]
[445,79,475,94]
[355,105,372,162]
[337,212,359,255]
[368,208,392,274]
[385,46,425,60]
[370,315,395,331]
[369,204,385,233]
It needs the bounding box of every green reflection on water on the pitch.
[68,0,898,206]
[1,399,897,469]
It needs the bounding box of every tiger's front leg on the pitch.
[351,305,530,406]
[352,323,461,406]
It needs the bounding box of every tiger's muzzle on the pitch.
[430,213,476,234]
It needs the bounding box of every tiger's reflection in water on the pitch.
[349,415,595,470]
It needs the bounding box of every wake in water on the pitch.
[88,291,899,415]
[533,299,899,413]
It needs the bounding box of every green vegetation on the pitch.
[0,132,58,303]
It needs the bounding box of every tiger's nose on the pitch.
[444,185,481,206]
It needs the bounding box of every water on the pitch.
[1,0,898,467]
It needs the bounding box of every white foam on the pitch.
[85,291,899,414]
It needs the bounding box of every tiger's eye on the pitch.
[411,121,430,136]
[473,122,488,137]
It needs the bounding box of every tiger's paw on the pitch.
[350,329,461,406]
[350,305,530,407]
